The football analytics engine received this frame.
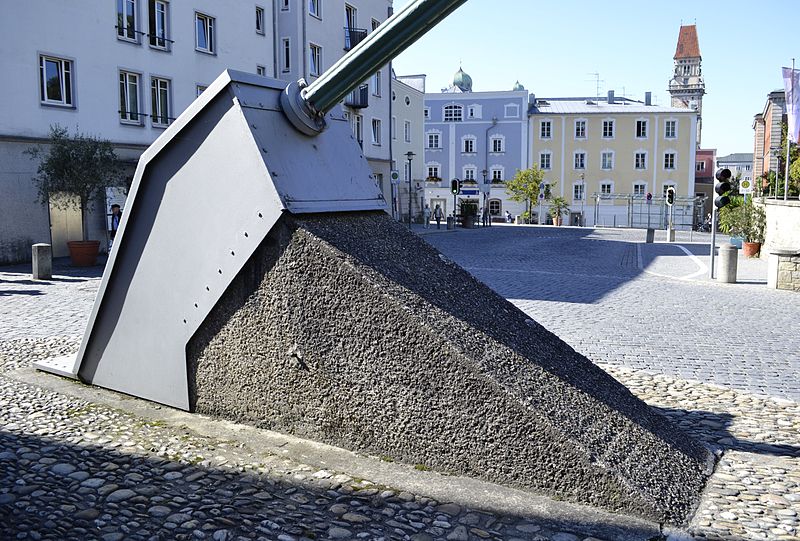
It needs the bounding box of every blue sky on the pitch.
[392,0,797,158]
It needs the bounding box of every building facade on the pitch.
[423,69,529,220]
[529,91,698,228]
[392,74,426,223]
[752,90,786,188]
[668,25,705,148]
[717,153,754,186]
[694,148,716,218]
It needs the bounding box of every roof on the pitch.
[717,153,754,163]
[674,25,701,59]
[530,98,692,115]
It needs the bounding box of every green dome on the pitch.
[453,68,472,92]
[513,80,525,91]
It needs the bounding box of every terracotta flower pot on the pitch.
[742,241,761,258]
[67,240,100,267]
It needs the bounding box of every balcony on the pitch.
[344,27,368,51]
[345,84,369,109]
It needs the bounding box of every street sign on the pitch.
[390,170,400,184]
[539,193,544,200]
[461,188,479,195]
[740,179,753,194]
[646,192,652,205]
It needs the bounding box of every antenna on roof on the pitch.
[586,72,604,99]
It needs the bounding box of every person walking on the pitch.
[433,204,443,229]
[423,204,431,229]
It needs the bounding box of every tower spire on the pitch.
[669,25,705,147]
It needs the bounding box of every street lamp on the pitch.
[482,169,488,226]
[579,173,585,226]
[405,151,415,228]
[769,146,781,197]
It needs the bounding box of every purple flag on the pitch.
[782,67,800,143]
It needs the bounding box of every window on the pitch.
[309,43,322,76]
[602,120,614,138]
[539,152,551,170]
[663,183,675,196]
[148,0,169,49]
[281,0,289,10]
[427,133,440,149]
[463,138,475,154]
[491,137,504,153]
[575,120,586,139]
[505,104,519,117]
[468,106,476,118]
[601,151,614,170]
[633,183,646,197]
[464,168,476,181]
[150,77,170,127]
[696,161,706,172]
[745,164,751,171]
[664,152,676,170]
[391,117,396,140]
[423,107,430,119]
[309,0,321,18]
[282,39,290,72]
[405,96,410,106]
[404,161,410,182]
[195,12,215,54]
[427,165,440,179]
[117,0,138,41]
[489,199,501,216]
[372,70,381,96]
[404,121,411,143]
[636,120,647,138]
[255,6,265,34]
[601,183,613,195]
[573,183,585,201]
[540,120,551,139]
[352,114,363,144]
[491,168,503,182]
[196,85,207,97]
[635,152,647,170]
[665,120,676,139]
[574,152,585,170]
[119,71,141,123]
[443,105,463,122]
[39,55,73,107]
[371,118,381,145]
[256,65,266,76]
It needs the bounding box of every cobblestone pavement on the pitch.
[2,228,800,541]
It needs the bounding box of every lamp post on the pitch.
[579,173,585,226]
[482,169,488,226]
[406,151,415,228]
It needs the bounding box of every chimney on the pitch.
[645,92,652,106]
[607,90,615,104]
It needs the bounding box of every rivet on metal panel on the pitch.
[194,303,198,308]
[244,232,249,237]
[230,251,235,256]
[251,124,258,129]
[218,269,223,274]
[312,144,318,150]
[258,212,263,218]
[183,319,187,324]
[205,286,210,291]
[261,147,268,153]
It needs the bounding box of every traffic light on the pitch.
[450,178,460,195]
[665,186,675,206]
[714,168,732,209]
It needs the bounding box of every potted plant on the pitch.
[548,196,570,226]
[459,200,478,229]
[718,197,766,257]
[27,125,123,266]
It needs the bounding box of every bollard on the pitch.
[666,228,675,242]
[646,228,655,243]
[716,244,738,283]
[446,216,454,230]
[31,243,52,280]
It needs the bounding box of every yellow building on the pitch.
[529,91,699,228]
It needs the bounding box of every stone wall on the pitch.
[777,254,800,292]
[187,211,712,525]
[763,198,800,257]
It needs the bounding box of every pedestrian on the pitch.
[109,204,122,251]
[505,210,512,223]
[433,204,443,229]
[482,205,490,227]
[423,204,431,229]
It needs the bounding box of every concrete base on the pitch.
[31,243,52,280]
[187,211,712,525]
[716,244,738,283]
[33,354,79,379]
[666,228,676,242]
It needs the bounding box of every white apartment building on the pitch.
[0,0,396,264]
[392,73,426,222]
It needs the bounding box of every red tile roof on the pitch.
[674,25,701,59]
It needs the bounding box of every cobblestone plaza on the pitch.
[1,225,798,540]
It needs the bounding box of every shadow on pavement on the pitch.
[653,406,800,458]
[0,257,106,281]
[0,430,660,541]
[0,289,44,297]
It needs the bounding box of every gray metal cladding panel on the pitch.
[235,98,387,213]
[78,92,282,409]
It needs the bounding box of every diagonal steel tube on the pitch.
[303,0,468,116]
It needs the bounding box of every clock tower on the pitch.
[669,25,705,147]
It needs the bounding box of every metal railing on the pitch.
[345,84,369,109]
[344,27,368,51]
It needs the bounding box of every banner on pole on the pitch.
[782,67,800,143]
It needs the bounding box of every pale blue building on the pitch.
[423,68,529,219]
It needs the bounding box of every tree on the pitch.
[26,125,123,241]
[506,166,546,220]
